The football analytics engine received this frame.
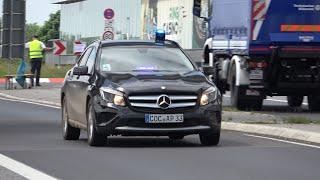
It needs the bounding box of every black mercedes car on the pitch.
[61,39,222,146]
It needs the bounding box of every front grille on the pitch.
[128,95,198,110]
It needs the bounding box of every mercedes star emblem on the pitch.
[157,95,171,109]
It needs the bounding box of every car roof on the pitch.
[100,40,180,48]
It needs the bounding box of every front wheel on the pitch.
[199,130,220,146]
[230,75,263,111]
[62,98,80,140]
[87,101,106,147]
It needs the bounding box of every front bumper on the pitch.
[93,97,221,136]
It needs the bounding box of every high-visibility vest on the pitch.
[29,40,43,59]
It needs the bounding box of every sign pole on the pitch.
[7,0,14,75]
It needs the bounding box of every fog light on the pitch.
[114,95,126,106]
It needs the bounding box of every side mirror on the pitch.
[202,66,215,76]
[73,66,89,76]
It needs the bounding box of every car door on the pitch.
[72,47,97,125]
[67,47,93,122]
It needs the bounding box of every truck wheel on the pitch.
[230,76,263,111]
[230,76,249,110]
[287,96,304,107]
[62,98,80,140]
[87,101,106,147]
[211,63,225,94]
[308,95,320,111]
[169,135,184,140]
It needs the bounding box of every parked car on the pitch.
[61,38,222,146]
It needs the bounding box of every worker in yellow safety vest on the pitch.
[25,35,47,87]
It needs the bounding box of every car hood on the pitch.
[98,71,213,95]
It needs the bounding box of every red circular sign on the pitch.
[104,8,115,19]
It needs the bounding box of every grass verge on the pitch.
[282,117,320,124]
[0,59,73,78]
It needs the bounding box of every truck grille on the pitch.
[128,95,198,109]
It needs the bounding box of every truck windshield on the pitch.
[99,46,195,73]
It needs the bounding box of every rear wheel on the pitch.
[62,98,80,140]
[308,95,320,111]
[87,101,106,147]
[287,96,304,107]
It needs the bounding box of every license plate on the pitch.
[145,114,184,123]
[250,70,263,80]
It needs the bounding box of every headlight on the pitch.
[200,86,218,106]
[100,87,126,106]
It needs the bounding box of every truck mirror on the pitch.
[193,0,202,17]
[193,0,211,20]
[202,66,215,76]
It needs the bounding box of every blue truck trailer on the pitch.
[193,0,320,111]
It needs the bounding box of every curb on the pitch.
[0,92,319,144]
[223,122,320,144]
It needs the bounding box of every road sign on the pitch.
[54,40,67,55]
[103,31,114,40]
[73,41,86,56]
[104,8,115,19]
[104,19,114,29]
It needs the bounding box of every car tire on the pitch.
[199,112,221,146]
[287,96,304,107]
[87,101,106,147]
[308,95,320,111]
[199,130,220,146]
[62,98,80,140]
[169,135,184,140]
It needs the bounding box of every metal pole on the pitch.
[8,0,14,75]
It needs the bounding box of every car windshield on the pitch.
[99,45,195,73]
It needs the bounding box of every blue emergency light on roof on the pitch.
[155,29,166,44]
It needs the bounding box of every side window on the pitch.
[78,48,92,66]
[86,48,97,73]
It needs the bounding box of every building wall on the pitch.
[60,0,141,44]
[59,0,205,49]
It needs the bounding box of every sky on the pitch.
[0,0,60,25]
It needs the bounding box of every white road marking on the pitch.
[244,134,320,149]
[224,95,308,105]
[0,97,61,109]
[0,154,58,180]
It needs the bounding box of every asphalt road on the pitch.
[0,98,320,180]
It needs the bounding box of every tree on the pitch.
[25,23,41,42]
[38,10,60,43]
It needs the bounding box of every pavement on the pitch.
[0,83,320,144]
[0,98,320,180]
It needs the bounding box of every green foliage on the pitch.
[25,23,41,42]
[25,10,60,44]
[284,117,313,124]
[39,10,61,43]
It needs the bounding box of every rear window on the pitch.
[99,46,194,73]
